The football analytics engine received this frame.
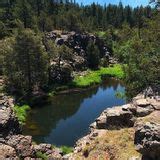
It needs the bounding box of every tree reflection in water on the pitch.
[23,78,126,146]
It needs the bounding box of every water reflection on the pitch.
[23,78,126,146]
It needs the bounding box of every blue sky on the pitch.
[78,0,149,7]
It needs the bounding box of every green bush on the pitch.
[36,151,48,160]
[86,41,100,69]
[13,105,31,125]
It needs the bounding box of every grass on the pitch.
[60,146,73,155]
[13,105,31,125]
[72,64,124,88]
[73,128,140,159]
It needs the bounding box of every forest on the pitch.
[0,0,159,100]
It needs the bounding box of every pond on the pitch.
[23,78,126,147]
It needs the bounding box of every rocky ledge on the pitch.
[72,87,160,159]
[0,94,63,159]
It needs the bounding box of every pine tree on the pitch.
[4,29,48,95]
[86,41,100,69]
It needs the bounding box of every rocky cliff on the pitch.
[45,31,115,84]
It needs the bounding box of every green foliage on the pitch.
[73,64,124,88]
[60,146,73,155]
[0,21,8,39]
[0,0,153,33]
[35,151,48,160]
[0,37,15,75]
[112,14,160,95]
[86,41,100,69]
[13,105,30,125]
[4,29,48,96]
[113,40,133,63]
[96,31,106,38]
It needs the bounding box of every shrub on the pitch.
[36,151,48,160]
[60,146,73,155]
[13,105,31,125]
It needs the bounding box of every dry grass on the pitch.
[73,128,141,160]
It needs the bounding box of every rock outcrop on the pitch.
[46,30,109,59]
[96,105,135,129]
[45,31,111,83]
[134,122,160,160]
[0,144,18,159]
[0,94,21,137]
[92,89,159,130]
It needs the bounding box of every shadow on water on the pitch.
[23,78,126,146]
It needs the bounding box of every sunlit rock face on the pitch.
[0,94,21,138]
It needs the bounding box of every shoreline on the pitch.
[0,87,159,159]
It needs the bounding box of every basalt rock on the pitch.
[50,62,73,84]
[0,144,18,159]
[46,30,110,70]
[33,143,62,158]
[6,135,34,158]
[0,95,21,137]
[134,122,160,160]
[5,135,63,159]
[95,105,136,129]
[106,106,135,128]
[89,87,160,132]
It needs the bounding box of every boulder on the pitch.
[95,105,136,129]
[105,106,135,128]
[33,143,52,154]
[146,98,160,110]
[48,148,62,159]
[136,106,154,117]
[134,98,150,107]
[7,135,34,158]
[122,104,137,115]
[0,144,17,159]
[33,143,62,158]
[73,55,87,71]
[55,38,64,45]
[0,96,21,137]
[96,112,107,129]
[134,122,160,159]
